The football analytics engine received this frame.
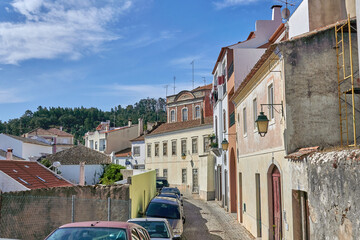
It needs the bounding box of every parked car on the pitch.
[160,187,183,202]
[44,221,151,240]
[157,192,183,206]
[145,197,185,237]
[128,218,180,240]
[156,177,169,192]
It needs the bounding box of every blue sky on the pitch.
[0,0,299,121]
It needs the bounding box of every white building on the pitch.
[211,5,283,212]
[0,134,52,161]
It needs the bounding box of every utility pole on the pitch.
[202,77,206,86]
[113,106,117,127]
[173,76,176,94]
[190,60,194,89]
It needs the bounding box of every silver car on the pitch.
[128,218,180,240]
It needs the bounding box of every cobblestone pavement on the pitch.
[181,194,255,240]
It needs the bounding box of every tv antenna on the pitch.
[202,77,206,86]
[164,85,169,97]
[173,76,176,94]
[190,60,195,89]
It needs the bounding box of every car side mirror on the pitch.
[173,235,181,240]
[182,216,186,224]
[181,194,183,196]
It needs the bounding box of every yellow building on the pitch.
[145,117,215,200]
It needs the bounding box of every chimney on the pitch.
[138,118,144,136]
[128,119,132,127]
[79,162,85,186]
[271,5,282,21]
[59,126,63,131]
[6,148,13,160]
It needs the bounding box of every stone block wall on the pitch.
[307,150,360,239]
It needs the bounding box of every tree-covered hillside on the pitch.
[0,98,167,144]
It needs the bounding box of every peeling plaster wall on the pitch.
[307,150,360,239]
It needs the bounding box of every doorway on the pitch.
[271,166,282,240]
[230,148,237,213]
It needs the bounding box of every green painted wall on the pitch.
[129,170,156,218]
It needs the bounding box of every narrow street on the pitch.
[181,195,255,240]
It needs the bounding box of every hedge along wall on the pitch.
[129,170,156,218]
[0,184,130,240]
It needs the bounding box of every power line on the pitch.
[190,60,194,89]
[173,76,176,94]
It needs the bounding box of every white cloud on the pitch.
[0,0,133,64]
[124,30,179,48]
[213,0,258,9]
[0,88,28,103]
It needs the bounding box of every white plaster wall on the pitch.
[22,143,52,161]
[85,131,106,152]
[0,134,23,159]
[288,0,310,38]
[58,165,104,185]
[0,171,29,192]
[131,141,145,165]
[57,136,73,144]
[233,48,266,90]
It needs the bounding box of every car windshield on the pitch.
[45,227,127,240]
[146,202,180,219]
[156,180,169,187]
[158,194,178,199]
[130,221,170,238]
[161,188,180,195]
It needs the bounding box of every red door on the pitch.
[272,168,282,240]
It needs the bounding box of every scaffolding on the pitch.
[335,15,358,147]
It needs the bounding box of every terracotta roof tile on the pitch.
[0,160,73,189]
[285,146,320,160]
[47,128,73,137]
[46,145,111,165]
[26,128,73,137]
[115,148,132,157]
[148,117,213,136]
[131,135,145,142]
[192,83,212,91]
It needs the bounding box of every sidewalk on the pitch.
[183,194,255,240]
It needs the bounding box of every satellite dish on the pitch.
[53,161,61,168]
[282,8,290,20]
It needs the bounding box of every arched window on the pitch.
[195,106,201,119]
[182,108,188,121]
[170,110,175,122]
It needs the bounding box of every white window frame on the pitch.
[268,83,274,121]
[243,107,247,137]
[170,109,176,122]
[195,105,201,119]
[253,98,258,131]
[133,146,140,156]
[182,107,188,121]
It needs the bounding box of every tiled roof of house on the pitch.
[192,84,212,91]
[0,150,24,160]
[0,160,73,189]
[4,134,52,147]
[285,146,320,160]
[115,148,132,157]
[131,135,145,142]
[46,145,111,165]
[26,128,73,137]
[148,117,213,136]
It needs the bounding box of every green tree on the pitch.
[99,164,126,185]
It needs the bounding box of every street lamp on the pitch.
[221,139,229,151]
[181,153,186,160]
[255,101,283,137]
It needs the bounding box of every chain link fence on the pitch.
[0,195,131,240]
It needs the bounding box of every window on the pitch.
[223,110,227,132]
[253,98,257,129]
[163,142,168,156]
[195,106,201,119]
[99,139,106,151]
[203,136,210,152]
[89,140,94,149]
[155,169,159,177]
[181,139,187,155]
[163,169,168,178]
[170,110,176,122]
[215,116,218,139]
[133,146,140,156]
[154,143,159,157]
[95,141,98,150]
[147,144,151,157]
[171,140,177,156]
[192,138,198,154]
[268,84,274,119]
[182,169,187,184]
[238,113,240,125]
[243,107,247,135]
[182,108,188,121]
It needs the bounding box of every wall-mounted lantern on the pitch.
[181,153,186,160]
[221,139,229,151]
[255,101,283,137]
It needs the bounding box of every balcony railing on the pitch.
[229,112,235,127]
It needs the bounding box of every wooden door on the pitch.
[272,168,282,240]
